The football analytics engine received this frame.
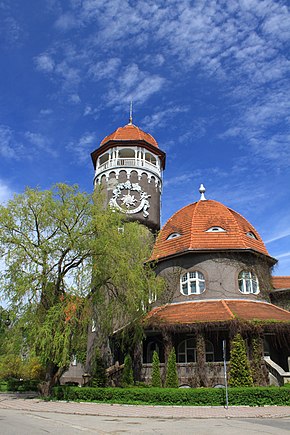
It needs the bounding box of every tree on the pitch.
[121,354,134,386]
[151,350,162,387]
[229,333,253,387]
[165,348,178,388]
[0,184,165,394]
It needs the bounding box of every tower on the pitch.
[91,117,166,231]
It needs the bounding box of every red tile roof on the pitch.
[272,276,290,290]
[151,200,272,260]
[100,123,158,148]
[145,300,290,325]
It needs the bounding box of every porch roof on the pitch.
[145,299,290,326]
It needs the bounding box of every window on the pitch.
[246,231,257,239]
[205,340,215,362]
[238,271,259,294]
[147,341,160,363]
[167,232,181,240]
[180,271,205,295]
[206,226,226,232]
[177,338,196,363]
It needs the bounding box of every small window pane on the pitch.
[178,354,186,363]
[190,281,197,293]
[199,281,205,291]
[187,349,195,362]
[197,272,204,280]
[182,284,188,295]
[187,338,195,348]
[189,271,196,279]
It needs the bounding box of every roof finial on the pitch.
[199,183,206,201]
[128,99,133,125]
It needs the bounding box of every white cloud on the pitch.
[89,58,121,81]
[0,179,14,204]
[0,125,15,158]
[106,64,165,108]
[142,105,189,130]
[24,131,58,157]
[34,53,55,72]
[66,132,97,163]
[54,12,79,31]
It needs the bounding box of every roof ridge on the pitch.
[222,300,235,319]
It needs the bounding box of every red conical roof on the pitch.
[100,123,158,148]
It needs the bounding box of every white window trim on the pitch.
[238,271,260,294]
[180,271,205,295]
[167,232,181,240]
[206,226,226,232]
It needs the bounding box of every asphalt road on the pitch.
[0,409,290,435]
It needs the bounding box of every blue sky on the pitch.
[0,0,289,275]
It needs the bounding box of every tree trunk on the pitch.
[38,363,66,397]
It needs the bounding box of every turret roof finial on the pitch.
[129,99,133,125]
[199,183,206,201]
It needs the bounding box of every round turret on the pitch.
[91,122,166,231]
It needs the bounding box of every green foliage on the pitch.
[251,337,268,386]
[122,354,134,387]
[165,348,178,388]
[0,184,165,392]
[151,351,162,387]
[52,385,290,406]
[91,348,107,388]
[0,354,22,379]
[229,333,254,387]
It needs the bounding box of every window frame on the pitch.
[238,270,260,294]
[180,271,206,295]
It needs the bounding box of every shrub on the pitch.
[122,354,134,387]
[151,351,162,387]
[91,348,107,387]
[229,334,253,387]
[52,385,290,406]
[0,354,22,380]
[165,348,178,388]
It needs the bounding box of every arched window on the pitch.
[177,338,196,363]
[238,271,259,294]
[180,271,205,295]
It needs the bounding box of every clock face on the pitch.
[109,181,151,217]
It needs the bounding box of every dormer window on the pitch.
[167,232,181,240]
[246,231,257,239]
[206,226,226,233]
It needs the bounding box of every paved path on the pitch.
[0,393,289,419]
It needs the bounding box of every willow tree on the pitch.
[0,184,164,394]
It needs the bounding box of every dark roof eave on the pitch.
[150,248,277,265]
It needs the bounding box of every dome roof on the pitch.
[100,123,158,148]
[151,199,271,261]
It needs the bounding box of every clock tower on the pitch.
[91,117,166,231]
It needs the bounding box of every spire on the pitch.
[199,183,206,201]
[128,99,133,125]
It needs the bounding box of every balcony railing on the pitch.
[97,158,161,176]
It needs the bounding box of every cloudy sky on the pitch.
[0,0,289,275]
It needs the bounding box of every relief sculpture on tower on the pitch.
[109,181,151,218]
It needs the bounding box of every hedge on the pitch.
[1,378,39,392]
[52,385,290,406]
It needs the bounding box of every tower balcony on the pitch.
[96,157,162,179]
